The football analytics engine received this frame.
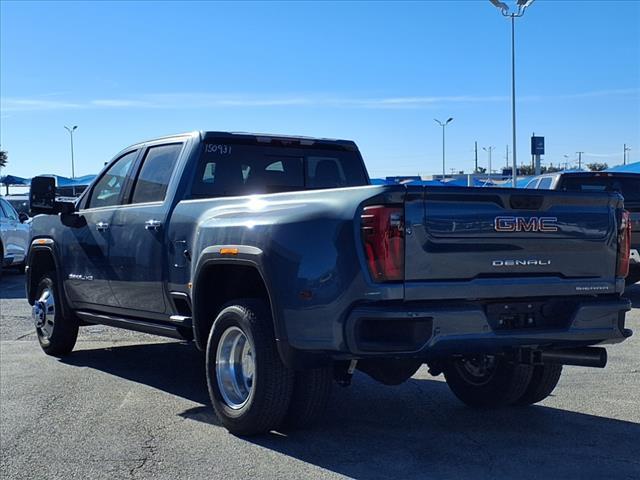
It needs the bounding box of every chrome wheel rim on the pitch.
[33,287,56,339]
[216,327,255,409]
[454,355,497,386]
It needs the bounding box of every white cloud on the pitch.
[1,88,638,112]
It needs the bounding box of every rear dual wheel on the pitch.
[206,299,332,436]
[442,354,562,407]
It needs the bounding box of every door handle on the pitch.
[96,221,110,232]
[145,219,162,231]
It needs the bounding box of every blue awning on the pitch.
[0,175,31,186]
[607,162,640,173]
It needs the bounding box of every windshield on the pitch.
[191,142,369,198]
[559,175,640,210]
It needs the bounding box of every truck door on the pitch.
[108,143,183,314]
[0,198,20,263]
[66,150,139,306]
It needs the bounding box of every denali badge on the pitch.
[68,273,94,281]
[494,216,558,232]
[492,259,551,267]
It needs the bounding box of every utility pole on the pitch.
[474,141,478,173]
[505,144,509,168]
[483,146,495,181]
[576,151,584,170]
[624,144,631,165]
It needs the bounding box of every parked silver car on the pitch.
[0,196,31,276]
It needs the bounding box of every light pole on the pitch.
[489,0,535,187]
[483,146,495,182]
[434,117,453,179]
[576,151,584,170]
[624,144,631,165]
[64,125,78,196]
[64,125,78,179]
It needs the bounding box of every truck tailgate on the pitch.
[404,187,621,291]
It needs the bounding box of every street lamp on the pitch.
[489,0,535,187]
[64,125,78,179]
[483,146,495,182]
[434,117,453,178]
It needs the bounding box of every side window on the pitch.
[0,199,18,220]
[131,144,182,204]
[525,179,539,189]
[537,177,553,189]
[87,151,137,209]
[0,199,10,218]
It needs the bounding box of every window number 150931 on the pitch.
[205,144,232,155]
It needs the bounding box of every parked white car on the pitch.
[0,196,31,276]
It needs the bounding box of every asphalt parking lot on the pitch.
[1,271,639,480]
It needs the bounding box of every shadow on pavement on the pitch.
[62,342,210,405]
[61,341,640,479]
[0,270,27,300]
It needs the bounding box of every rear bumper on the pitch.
[343,297,632,358]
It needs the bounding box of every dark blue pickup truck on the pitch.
[26,131,633,435]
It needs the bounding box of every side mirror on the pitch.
[18,212,29,223]
[30,176,76,215]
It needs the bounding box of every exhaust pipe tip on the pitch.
[540,347,607,368]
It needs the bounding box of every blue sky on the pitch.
[1,0,639,180]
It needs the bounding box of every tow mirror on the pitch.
[30,176,76,215]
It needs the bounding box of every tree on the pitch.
[519,164,535,175]
[0,150,7,169]
[586,162,608,171]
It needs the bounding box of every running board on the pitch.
[76,311,184,339]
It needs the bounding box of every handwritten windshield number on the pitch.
[206,144,232,155]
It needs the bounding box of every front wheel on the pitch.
[206,299,294,436]
[443,354,533,408]
[33,273,78,356]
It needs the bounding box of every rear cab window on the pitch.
[190,140,368,198]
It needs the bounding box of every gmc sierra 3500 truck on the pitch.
[26,131,632,436]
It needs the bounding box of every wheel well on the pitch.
[28,249,56,304]
[193,263,272,350]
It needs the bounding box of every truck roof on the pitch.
[128,131,359,151]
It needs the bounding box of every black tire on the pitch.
[206,299,294,436]
[34,273,79,356]
[443,355,533,408]
[515,364,563,406]
[281,367,333,431]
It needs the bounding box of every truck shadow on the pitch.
[62,341,640,480]
[0,270,27,299]
[624,281,640,308]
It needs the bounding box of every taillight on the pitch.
[617,210,631,278]
[361,205,404,282]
